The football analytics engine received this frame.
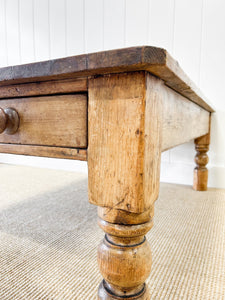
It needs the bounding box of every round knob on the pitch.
[0,108,7,133]
[0,107,20,135]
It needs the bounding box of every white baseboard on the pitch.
[160,161,225,189]
[0,154,224,189]
[0,154,88,173]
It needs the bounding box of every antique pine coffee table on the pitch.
[0,46,214,299]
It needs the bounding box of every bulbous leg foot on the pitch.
[97,208,153,300]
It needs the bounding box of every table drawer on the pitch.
[0,94,87,148]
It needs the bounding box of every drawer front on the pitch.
[0,94,87,148]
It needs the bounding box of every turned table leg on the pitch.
[193,133,210,191]
[97,207,154,299]
[88,72,162,299]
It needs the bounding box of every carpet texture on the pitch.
[0,164,224,300]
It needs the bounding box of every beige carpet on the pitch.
[0,164,224,300]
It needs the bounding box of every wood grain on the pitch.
[144,74,163,207]
[161,84,210,151]
[0,46,213,112]
[0,144,87,160]
[193,133,210,191]
[0,45,214,300]
[98,210,152,299]
[0,94,87,148]
[88,72,146,213]
[0,78,87,99]
[98,206,154,225]
[146,51,214,112]
[88,72,162,213]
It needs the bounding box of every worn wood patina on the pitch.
[0,46,214,299]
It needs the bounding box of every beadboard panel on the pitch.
[148,0,175,53]
[84,0,104,53]
[33,0,50,61]
[103,0,125,50]
[49,0,66,58]
[66,0,84,56]
[20,0,35,63]
[0,0,224,187]
[0,0,7,66]
[125,0,149,46]
[5,0,21,66]
[169,0,204,164]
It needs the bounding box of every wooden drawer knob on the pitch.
[0,107,20,135]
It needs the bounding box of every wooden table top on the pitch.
[0,46,214,112]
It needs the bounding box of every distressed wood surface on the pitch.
[0,46,213,300]
[0,78,87,99]
[88,72,162,213]
[0,144,87,160]
[0,46,213,112]
[0,94,87,148]
[97,209,153,299]
[144,74,163,208]
[98,206,154,225]
[193,133,210,191]
[161,85,210,151]
[147,51,214,112]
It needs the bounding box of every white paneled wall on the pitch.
[0,0,224,188]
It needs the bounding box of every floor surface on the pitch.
[0,165,224,299]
